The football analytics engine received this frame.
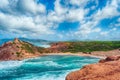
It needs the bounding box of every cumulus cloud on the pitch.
[0,0,9,8]
[74,0,120,38]
[93,0,119,21]
[18,0,46,14]
[66,8,86,22]
[0,12,53,34]
[0,0,54,38]
[0,0,120,40]
[69,0,89,7]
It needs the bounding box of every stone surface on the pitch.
[0,38,42,61]
[66,56,120,80]
[99,55,120,63]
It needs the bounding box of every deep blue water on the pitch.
[0,55,99,80]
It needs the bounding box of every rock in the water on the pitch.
[99,55,120,63]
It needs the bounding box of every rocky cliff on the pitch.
[0,38,43,60]
[66,55,120,80]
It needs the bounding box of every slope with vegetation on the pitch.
[0,38,120,60]
[0,38,44,60]
[48,41,120,53]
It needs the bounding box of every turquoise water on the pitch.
[0,55,99,80]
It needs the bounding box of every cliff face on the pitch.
[0,38,42,60]
[66,55,120,80]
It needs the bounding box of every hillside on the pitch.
[0,38,44,60]
[48,41,120,53]
[0,39,120,60]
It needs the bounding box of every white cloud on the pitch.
[18,0,46,14]
[0,0,119,40]
[74,0,120,38]
[100,31,109,36]
[0,0,9,8]
[54,0,67,15]
[0,12,54,36]
[69,0,88,7]
[66,8,85,22]
[47,0,88,24]
[0,0,55,38]
[100,27,117,37]
[93,0,120,21]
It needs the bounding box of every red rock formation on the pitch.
[99,55,120,63]
[0,38,42,61]
[66,56,120,80]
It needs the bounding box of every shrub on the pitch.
[16,52,21,57]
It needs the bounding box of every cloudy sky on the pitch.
[0,0,120,41]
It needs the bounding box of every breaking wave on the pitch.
[0,55,99,80]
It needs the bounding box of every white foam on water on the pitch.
[13,69,76,80]
[0,55,100,80]
[0,61,23,70]
[24,61,61,68]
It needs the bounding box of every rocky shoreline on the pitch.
[66,55,120,80]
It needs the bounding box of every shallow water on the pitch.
[0,55,100,80]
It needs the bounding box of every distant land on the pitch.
[0,38,120,61]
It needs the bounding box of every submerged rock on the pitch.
[66,56,120,80]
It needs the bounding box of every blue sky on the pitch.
[0,0,120,41]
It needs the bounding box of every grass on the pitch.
[18,40,120,54]
[16,52,21,57]
[21,43,34,53]
[61,41,120,53]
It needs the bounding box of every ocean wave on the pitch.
[24,61,61,67]
[13,69,74,80]
[0,55,100,80]
[0,61,23,70]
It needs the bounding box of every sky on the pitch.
[0,0,120,41]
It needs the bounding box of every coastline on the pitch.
[1,49,120,61]
[43,49,120,59]
[44,53,106,59]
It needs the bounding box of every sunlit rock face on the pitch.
[66,55,120,80]
[0,38,42,61]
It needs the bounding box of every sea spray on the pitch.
[0,55,99,80]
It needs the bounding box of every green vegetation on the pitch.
[12,42,16,44]
[16,40,120,54]
[62,41,120,53]
[16,52,21,57]
[16,46,19,48]
[37,47,45,53]
[21,43,34,53]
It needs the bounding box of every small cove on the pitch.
[0,55,100,80]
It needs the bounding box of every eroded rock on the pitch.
[66,56,120,80]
